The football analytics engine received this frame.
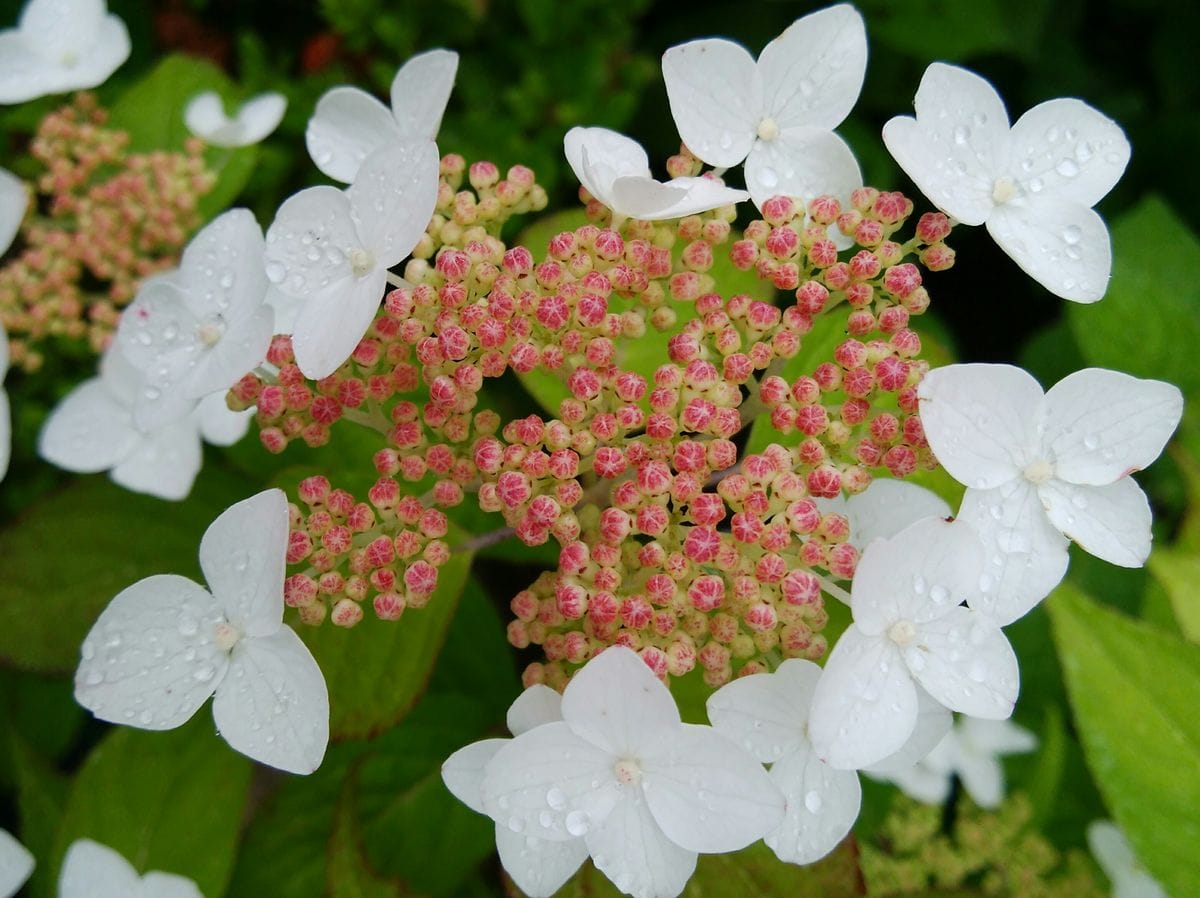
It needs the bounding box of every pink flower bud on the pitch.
[807,465,842,499]
[284,574,318,608]
[883,444,918,477]
[683,526,721,562]
[331,598,364,628]
[621,596,653,630]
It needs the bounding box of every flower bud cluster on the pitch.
[0,94,215,371]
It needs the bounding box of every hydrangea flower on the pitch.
[883,63,1129,302]
[0,0,131,105]
[116,208,274,430]
[0,166,26,256]
[264,140,439,379]
[477,646,783,898]
[306,48,457,184]
[184,90,287,148]
[808,517,1020,770]
[74,489,329,774]
[59,838,201,898]
[442,685,589,897]
[0,829,33,898]
[919,364,1184,624]
[1087,820,1169,898]
[564,127,750,224]
[661,4,866,210]
[38,346,251,501]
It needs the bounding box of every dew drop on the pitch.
[968,660,988,683]
[85,670,103,686]
[219,271,235,290]
[138,709,154,725]
[952,124,970,145]
[538,810,554,829]
[566,810,590,836]
[1055,158,1080,178]
[507,815,525,833]
[758,167,779,189]
[546,787,566,810]
[1075,141,1093,163]
[193,664,216,683]
[718,131,734,150]
[1044,125,1060,142]
[178,617,199,637]
[804,790,823,813]
[1028,177,1044,193]
[265,261,286,283]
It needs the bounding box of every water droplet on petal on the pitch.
[546,787,566,810]
[804,790,823,813]
[265,261,286,284]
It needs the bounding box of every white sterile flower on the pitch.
[0,829,33,898]
[919,364,1184,625]
[808,517,1019,771]
[479,646,783,898]
[883,63,1130,303]
[564,127,750,224]
[306,48,457,183]
[194,390,253,446]
[59,838,202,898]
[443,685,589,897]
[75,489,329,774]
[0,167,27,257]
[1087,820,1169,898]
[0,323,11,482]
[264,140,439,379]
[0,0,131,105]
[706,659,860,865]
[661,4,866,210]
[117,208,273,431]
[184,90,287,148]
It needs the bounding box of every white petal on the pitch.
[882,762,953,804]
[959,482,1071,626]
[480,721,620,842]
[808,626,917,770]
[585,794,697,898]
[290,271,387,380]
[140,871,204,898]
[641,723,784,853]
[1039,476,1153,567]
[195,390,253,446]
[564,127,651,207]
[495,825,588,898]
[22,14,129,98]
[1006,98,1129,207]
[744,127,861,211]
[0,167,27,257]
[908,607,1018,719]
[390,49,458,140]
[264,185,357,299]
[560,646,680,757]
[38,378,139,472]
[0,829,33,897]
[882,63,1010,225]
[1042,369,1183,485]
[183,91,232,143]
[987,197,1112,302]
[0,34,47,105]
[74,574,227,730]
[110,419,202,501]
[866,685,953,774]
[442,738,507,814]
[213,627,329,774]
[305,86,401,183]
[506,683,563,736]
[58,839,141,898]
[348,140,439,268]
[178,208,269,321]
[10,1,130,99]
[845,479,952,548]
[19,0,105,61]
[117,279,203,430]
[0,389,8,483]
[758,4,867,130]
[264,285,300,336]
[1087,820,1170,898]
[705,658,817,762]
[851,517,986,634]
[956,750,1005,808]
[227,92,287,147]
[612,175,748,220]
[918,363,1042,489]
[660,38,760,168]
[763,744,860,864]
[200,488,288,635]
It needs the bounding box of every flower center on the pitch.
[349,248,375,278]
[991,176,1018,204]
[214,622,241,653]
[1023,459,1056,484]
[197,316,226,347]
[613,758,642,786]
[887,619,917,646]
[756,117,781,142]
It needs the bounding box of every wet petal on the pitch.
[390,49,458,140]
[442,738,507,814]
[908,607,1019,719]
[661,37,760,167]
[199,488,288,635]
[305,86,400,183]
[1040,476,1152,567]
[347,140,440,268]
[744,126,861,211]
[763,744,860,864]
[507,683,563,736]
[705,658,818,762]
[987,196,1112,302]
[495,825,588,898]
[585,793,697,898]
[290,271,387,380]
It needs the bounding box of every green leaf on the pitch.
[53,716,253,898]
[1147,548,1200,643]
[300,540,474,739]
[1067,196,1200,401]
[1048,581,1200,898]
[0,468,255,673]
[329,769,413,898]
[9,735,69,898]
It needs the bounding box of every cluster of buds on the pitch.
[0,94,214,370]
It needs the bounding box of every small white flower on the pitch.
[117,208,274,431]
[59,838,202,898]
[883,63,1130,302]
[184,90,287,148]
[1087,820,1169,898]
[0,829,33,898]
[443,685,589,897]
[564,127,750,223]
[264,140,439,379]
[808,517,1019,770]
[919,363,1183,625]
[477,646,783,898]
[0,0,131,105]
[0,167,27,257]
[74,489,329,774]
[661,4,866,210]
[306,48,457,184]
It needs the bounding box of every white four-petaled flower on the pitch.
[808,517,1019,770]
[661,4,866,211]
[475,647,783,898]
[0,0,131,105]
[919,363,1183,625]
[184,90,287,148]
[564,127,750,224]
[74,489,329,775]
[883,63,1130,302]
[59,838,202,898]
